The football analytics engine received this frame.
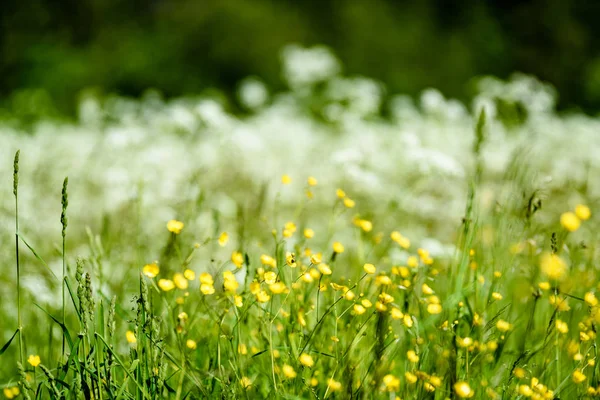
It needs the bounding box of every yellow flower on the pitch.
[286,252,297,268]
[218,232,229,246]
[407,350,419,363]
[407,256,419,268]
[282,364,297,378]
[240,376,252,389]
[186,339,197,350]
[260,254,277,268]
[560,211,581,232]
[496,319,511,332]
[575,204,591,220]
[269,282,287,294]
[231,251,244,268]
[310,253,322,264]
[264,271,277,284]
[454,381,474,398]
[318,263,332,275]
[540,253,567,281]
[422,283,434,295]
[304,228,315,239]
[200,283,215,295]
[573,369,587,383]
[307,176,318,186]
[405,372,418,384]
[538,281,550,290]
[390,308,404,320]
[283,221,297,238]
[234,295,243,307]
[336,188,346,198]
[281,174,292,184]
[363,263,376,274]
[143,263,159,278]
[354,218,372,232]
[299,353,314,367]
[256,290,271,303]
[158,279,175,291]
[361,299,372,308]
[343,198,355,208]
[518,385,533,396]
[390,231,410,249]
[378,293,394,304]
[183,269,195,280]
[354,304,366,315]
[491,292,503,301]
[223,271,239,293]
[167,219,184,234]
[427,303,442,315]
[403,314,414,328]
[126,330,136,345]
[585,292,598,306]
[199,273,214,285]
[382,374,400,392]
[173,273,188,290]
[327,379,342,391]
[457,337,473,348]
[332,242,344,253]
[555,320,569,334]
[3,387,19,399]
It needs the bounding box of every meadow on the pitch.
[1,45,600,399]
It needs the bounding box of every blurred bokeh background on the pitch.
[2,0,600,118]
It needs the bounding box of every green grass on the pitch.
[1,118,600,400]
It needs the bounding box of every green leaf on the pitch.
[0,329,19,356]
[18,233,58,280]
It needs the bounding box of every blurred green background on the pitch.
[2,0,600,116]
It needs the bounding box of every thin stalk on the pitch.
[13,150,24,367]
[61,177,69,359]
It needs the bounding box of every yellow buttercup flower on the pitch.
[231,251,244,268]
[382,374,400,392]
[304,228,315,239]
[260,254,277,268]
[454,381,474,398]
[307,176,318,186]
[281,174,292,184]
[540,253,567,281]
[560,211,580,232]
[158,279,175,291]
[27,354,41,367]
[332,241,344,253]
[143,263,159,278]
[167,219,184,234]
[183,269,195,280]
[285,252,296,268]
[573,370,587,383]
[575,204,591,221]
[186,339,197,350]
[282,364,297,378]
[299,353,314,367]
[363,263,376,274]
[343,198,355,208]
[218,232,229,246]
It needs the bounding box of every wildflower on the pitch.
[383,374,400,392]
[283,221,297,238]
[518,385,533,396]
[126,331,136,345]
[560,211,581,232]
[234,295,243,307]
[223,271,239,293]
[422,284,434,295]
[540,253,567,281]
[496,320,511,332]
[200,283,215,295]
[218,232,229,246]
[344,290,356,301]
[281,174,292,184]
[183,269,195,280]
[363,263,376,274]
[167,220,184,234]
[186,339,197,350]
[240,376,252,389]
[269,282,287,294]
[585,292,598,306]
[299,353,314,367]
[573,370,586,383]
[336,189,346,198]
[256,290,270,303]
[199,273,214,285]
[375,301,388,312]
[260,254,277,268]
[538,281,550,290]
[333,241,344,253]
[429,376,442,388]
[304,228,314,239]
[158,279,175,291]
[390,231,410,248]
[513,368,526,378]
[575,204,591,221]
[403,314,414,328]
[264,271,277,285]
[493,271,502,278]
[378,293,394,304]
[407,350,419,363]
[405,372,418,384]
[391,308,404,319]
[3,387,19,399]
[457,337,473,348]
[555,320,569,334]
[231,251,244,268]
[454,381,474,398]
[354,304,366,315]
[327,379,342,391]
[307,176,318,186]
[407,256,419,268]
[283,364,297,378]
[143,263,159,278]
[173,273,188,290]
[310,253,322,264]
[354,219,372,232]
[343,198,355,208]
[238,344,248,354]
[427,303,442,315]
[361,299,372,308]
[318,263,332,275]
